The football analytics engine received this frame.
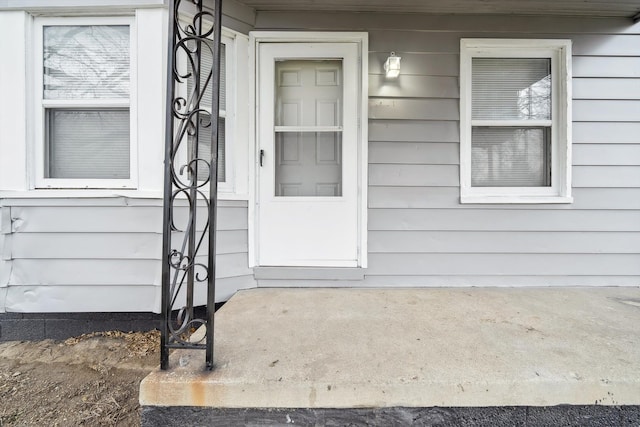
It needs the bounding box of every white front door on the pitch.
[257,42,360,267]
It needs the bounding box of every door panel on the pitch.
[258,43,359,266]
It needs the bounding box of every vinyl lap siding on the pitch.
[0,199,254,312]
[255,12,640,286]
[0,207,11,311]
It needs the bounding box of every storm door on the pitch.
[257,42,359,266]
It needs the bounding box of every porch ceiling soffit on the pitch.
[234,0,640,19]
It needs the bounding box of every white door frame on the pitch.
[248,31,368,268]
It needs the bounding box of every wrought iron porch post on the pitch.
[161,0,223,371]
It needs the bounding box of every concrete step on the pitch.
[140,287,640,425]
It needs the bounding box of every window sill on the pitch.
[461,195,573,204]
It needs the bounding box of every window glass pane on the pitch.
[190,116,226,182]
[275,132,342,197]
[189,41,225,111]
[45,109,130,179]
[43,25,129,99]
[275,60,342,127]
[186,41,226,182]
[472,127,550,187]
[472,58,551,120]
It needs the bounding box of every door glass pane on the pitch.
[275,132,342,196]
[274,59,343,196]
[471,127,551,187]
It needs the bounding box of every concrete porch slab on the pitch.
[140,287,640,411]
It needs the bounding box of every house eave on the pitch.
[235,0,640,20]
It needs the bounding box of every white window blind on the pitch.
[472,58,551,120]
[471,57,552,187]
[471,127,550,187]
[46,109,130,179]
[186,41,226,182]
[42,25,130,180]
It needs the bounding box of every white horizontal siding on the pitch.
[573,78,640,100]
[1,200,254,311]
[368,187,640,210]
[369,98,459,120]
[573,122,640,144]
[366,31,640,56]
[363,20,640,286]
[574,100,640,122]
[573,144,640,166]
[369,52,459,76]
[2,12,639,312]
[573,57,640,78]
[250,12,640,287]
[4,285,159,313]
[369,143,640,166]
[366,253,640,276]
[368,231,640,254]
[10,229,247,258]
[369,142,459,165]
[4,275,256,313]
[573,166,640,188]
[369,76,459,98]
[369,164,458,187]
[368,55,640,79]
[11,259,159,286]
[368,209,640,231]
[192,253,254,278]
[10,205,247,232]
[370,120,459,143]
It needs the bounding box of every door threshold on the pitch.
[253,267,365,281]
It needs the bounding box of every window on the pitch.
[178,28,243,195]
[460,39,572,203]
[34,17,136,188]
[185,36,229,185]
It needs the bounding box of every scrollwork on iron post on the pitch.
[161,0,222,370]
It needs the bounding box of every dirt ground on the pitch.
[0,330,160,426]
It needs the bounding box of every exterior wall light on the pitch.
[384,52,401,78]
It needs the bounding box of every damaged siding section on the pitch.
[0,206,12,312]
[1,200,254,313]
[0,5,256,313]
[255,12,640,287]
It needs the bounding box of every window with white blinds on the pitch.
[460,39,573,204]
[36,19,134,188]
[186,41,226,182]
[175,27,243,196]
[471,57,551,187]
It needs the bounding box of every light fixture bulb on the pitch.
[384,52,401,78]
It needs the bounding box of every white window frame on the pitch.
[33,16,138,189]
[460,38,573,204]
